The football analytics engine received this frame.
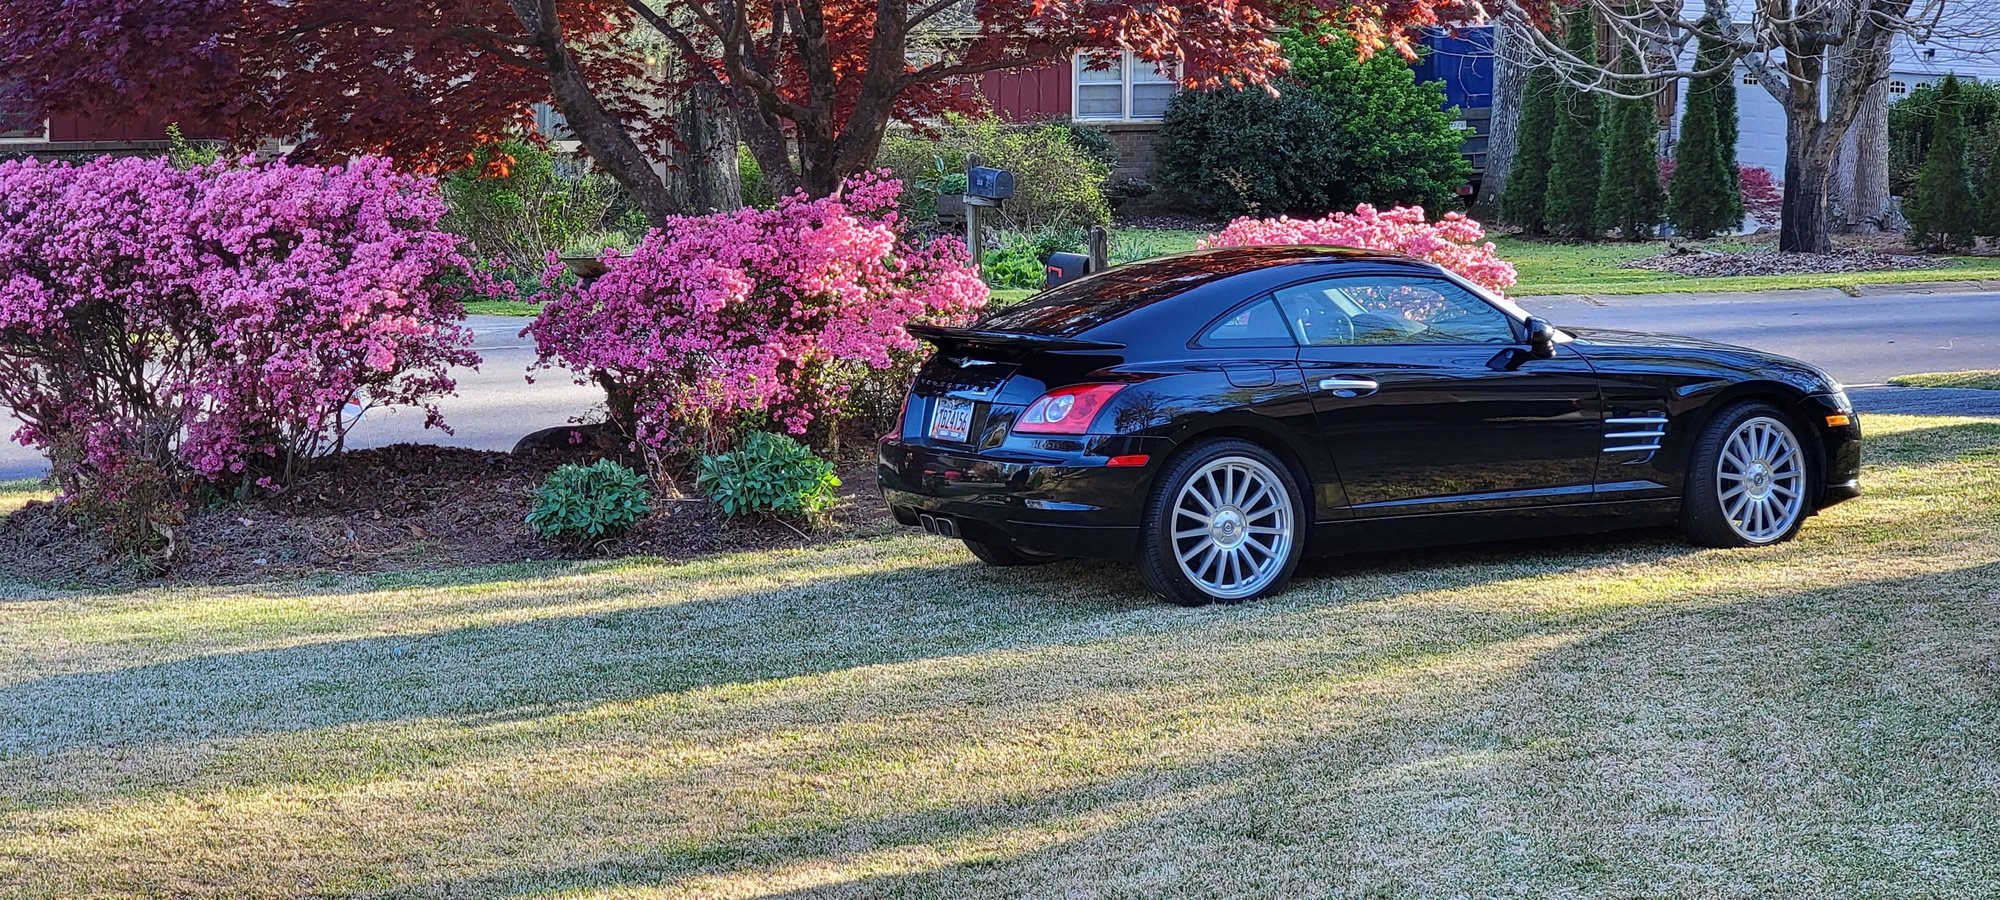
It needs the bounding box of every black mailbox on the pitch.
[1045,251,1089,288]
[967,166,1015,201]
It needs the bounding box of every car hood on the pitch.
[1559,326,1843,394]
[1560,326,1760,354]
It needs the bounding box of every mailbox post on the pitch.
[962,158,1014,270]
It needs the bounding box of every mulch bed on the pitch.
[0,443,893,587]
[1620,246,1945,278]
[1113,209,1229,232]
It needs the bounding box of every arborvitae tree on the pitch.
[1543,8,1603,239]
[1710,39,1744,226]
[1980,145,2000,244]
[1667,33,1740,237]
[1905,74,1979,252]
[1598,47,1665,239]
[1500,66,1559,234]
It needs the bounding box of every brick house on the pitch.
[979,39,1496,185]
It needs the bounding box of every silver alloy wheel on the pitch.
[1717,415,1806,544]
[1170,456,1294,600]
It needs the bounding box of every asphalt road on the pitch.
[4,287,1999,480]
[1518,286,2000,386]
[0,317,597,481]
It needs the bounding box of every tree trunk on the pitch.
[1830,45,1892,233]
[1780,117,1836,253]
[666,79,743,213]
[1478,24,1526,215]
[515,0,681,227]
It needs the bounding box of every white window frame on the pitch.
[1888,79,1909,96]
[0,117,48,142]
[1072,51,1178,123]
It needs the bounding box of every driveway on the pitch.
[6,290,2000,481]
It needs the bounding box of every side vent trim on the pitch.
[1603,415,1668,456]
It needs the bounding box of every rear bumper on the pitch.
[877,435,1162,560]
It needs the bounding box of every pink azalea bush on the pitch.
[528,172,987,451]
[0,155,482,551]
[1199,204,1518,294]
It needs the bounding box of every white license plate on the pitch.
[928,397,974,442]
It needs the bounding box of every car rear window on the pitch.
[976,255,1243,337]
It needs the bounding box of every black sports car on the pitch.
[878,247,1862,606]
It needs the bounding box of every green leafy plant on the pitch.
[739,144,777,209]
[1597,45,1665,241]
[1543,8,1603,240]
[937,171,969,195]
[1666,31,1745,239]
[696,432,840,520]
[981,246,1047,289]
[441,139,628,274]
[1050,116,1120,170]
[1890,77,2000,197]
[525,459,652,545]
[1154,30,1469,217]
[1499,67,1557,234]
[165,123,220,170]
[878,115,1112,232]
[1905,74,1980,252]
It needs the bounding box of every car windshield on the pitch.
[976,255,1244,337]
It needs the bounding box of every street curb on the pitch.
[1520,279,2000,307]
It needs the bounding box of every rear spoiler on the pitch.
[907,324,1124,353]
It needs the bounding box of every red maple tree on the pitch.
[0,0,1499,224]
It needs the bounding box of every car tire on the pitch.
[962,538,1064,566]
[1137,439,1305,606]
[1681,402,1813,548]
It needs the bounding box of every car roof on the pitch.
[975,246,1451,342]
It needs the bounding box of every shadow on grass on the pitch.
[0,515,1713,762]
[371,558,2000,899]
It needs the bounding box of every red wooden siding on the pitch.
[980,62,1070,122]
[48,110,174,143]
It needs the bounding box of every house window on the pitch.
[1074,52,1178,122]
[1889,79,1909,96]
[0,82,47,141]
[532,103,573,141]
[1741,71,1759,86]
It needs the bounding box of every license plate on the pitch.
[928,397,974,442]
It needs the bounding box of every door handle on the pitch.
[1317,376,1379,398]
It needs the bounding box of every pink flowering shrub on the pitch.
[1657,158,1785,230]
[0,155,481,553]
[1199,204,1518,294]
[528,172,988,452]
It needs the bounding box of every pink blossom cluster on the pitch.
[1199,204,1519,294]
[0,155,482,504]
[528,171,988,449]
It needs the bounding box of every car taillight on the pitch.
[1015,383,1126,435]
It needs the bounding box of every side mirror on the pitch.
[1525,316,1558,360]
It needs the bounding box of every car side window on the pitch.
[1197,298,1297,348]
[1272,275,1517,346]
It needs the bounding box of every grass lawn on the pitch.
[1891,370,2000,391]
[4,413,2000,897]
[1079,228,2000,299]
[1490,238,2000,296]
[462,299,542,317]
[0,479,47,516]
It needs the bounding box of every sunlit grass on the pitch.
[0,478,49,516]
[1891,370,2000,391]
[3,415,1999,897]
[1092,226,2000,297]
